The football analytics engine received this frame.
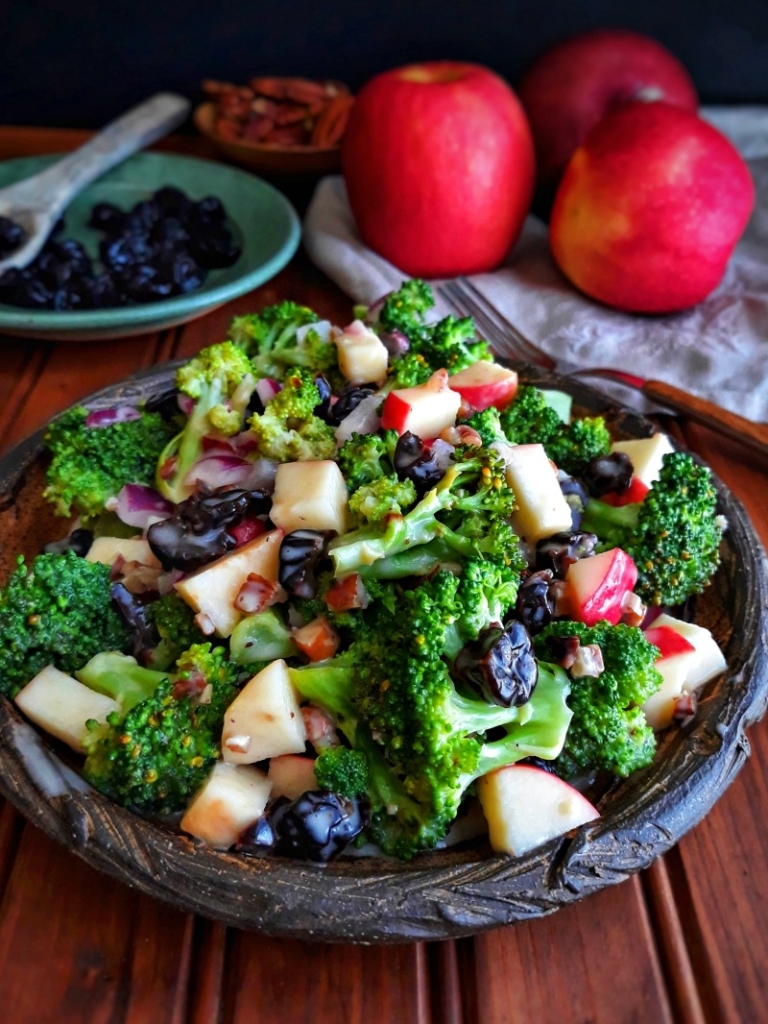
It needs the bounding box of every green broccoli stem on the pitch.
[472,665,574,777]
[76,652,169,712]
[288,660,358,742]
[355,539,458,580]
[328,485,454,576]
[580,498,640,549]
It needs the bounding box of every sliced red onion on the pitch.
[255,378,282,407]
[85,405,141,429]
[179,394,195,416]
[185,454,254,490]
[379,330,410,357]
[114,484,174,530]
[334,394,382,444]
[201,434,237,455]
[230,431,260,456]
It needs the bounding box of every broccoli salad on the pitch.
[2,280,727,863]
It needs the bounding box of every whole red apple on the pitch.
[341,61,535,277]
[518,29,698,197]
[549,102,754,313]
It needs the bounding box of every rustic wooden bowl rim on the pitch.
[0,360,766,944]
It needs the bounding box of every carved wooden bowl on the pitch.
[0,362,765,944]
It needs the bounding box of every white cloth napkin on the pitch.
[303,106,768,422]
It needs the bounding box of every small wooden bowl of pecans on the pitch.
[195,77,354,177]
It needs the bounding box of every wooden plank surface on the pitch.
[0,126,765,1024]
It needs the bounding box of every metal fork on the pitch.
[438,276,768,460]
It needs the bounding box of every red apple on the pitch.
[448,362,518,411]
[644,625,696,660]
[550,102,754,313]
[565,547,638,626]
[601,478,649,508]
[477,764,599,856]
[380,369,461,437]
[517,28,697,196]
[341,61,535,277]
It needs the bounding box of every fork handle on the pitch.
[18,93,191,206]
[642,379,768,459]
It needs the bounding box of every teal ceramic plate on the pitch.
[0,152,301,342]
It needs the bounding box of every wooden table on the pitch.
[0,126,766,1024]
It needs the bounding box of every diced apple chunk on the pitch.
[611,433,674,489]
[641,613,727,730]
[504,443,574,542]
[448,361,518,411]
[380,369,461,438]
[221,659,306,764]
[174,528,283,637]
[564,547,638,626]
[269,460,349,535]
[86,536,160,568]
[268,754,318,801]
[333,320,389,385]
[15,665,120,753]
[477,764,600,856]
[180,761,271,849]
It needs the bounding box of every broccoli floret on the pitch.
[336,430,398,491]
[580,450,723,606]
[447,555,527,658]
[378,281,492,376]
[378,280,435,344]
[383,352,433,391]
[536,621,663,779]
[328,445,516,577]
[545,417,612,476]
[158,341,256,503]
[498,386,611,474]
[228,302,338,379]
[76,651,168,711]
[416,315,493,374]
[146,592,207,668]
[349,475,417,525]
[248,369,336,462]
[83,643,241,815]
[498,385,564,445]
[314,746,369,797]
[462,406,507,447]
[0,552,132,698]
[43,406,177,520]
[290,577,573,859]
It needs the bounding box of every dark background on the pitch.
[3,0,768,128]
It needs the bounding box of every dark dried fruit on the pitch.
[393,431,444,494]
[583,451,634,498]
[278,530,329,599]
[325,384,376,426]
[536,531,598,579]
[516,570,556,634]
[454,620,538,708]
[147,488,271,571]
[238,791,368,862]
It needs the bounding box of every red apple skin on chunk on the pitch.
[550,102,755,313]
[342,61,535,277]
[602,477,649,508]
[448,362,518,412]
[380,369,461,437]
[518,28,698,191]
[644,625,696,660]
[565,547,638,626]
[478,764,600,856]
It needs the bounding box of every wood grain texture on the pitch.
[465,878,673,1024]
[0,825,192,1023]
[224,934,430,1024]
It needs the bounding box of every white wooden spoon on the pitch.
[0,92,191,275]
